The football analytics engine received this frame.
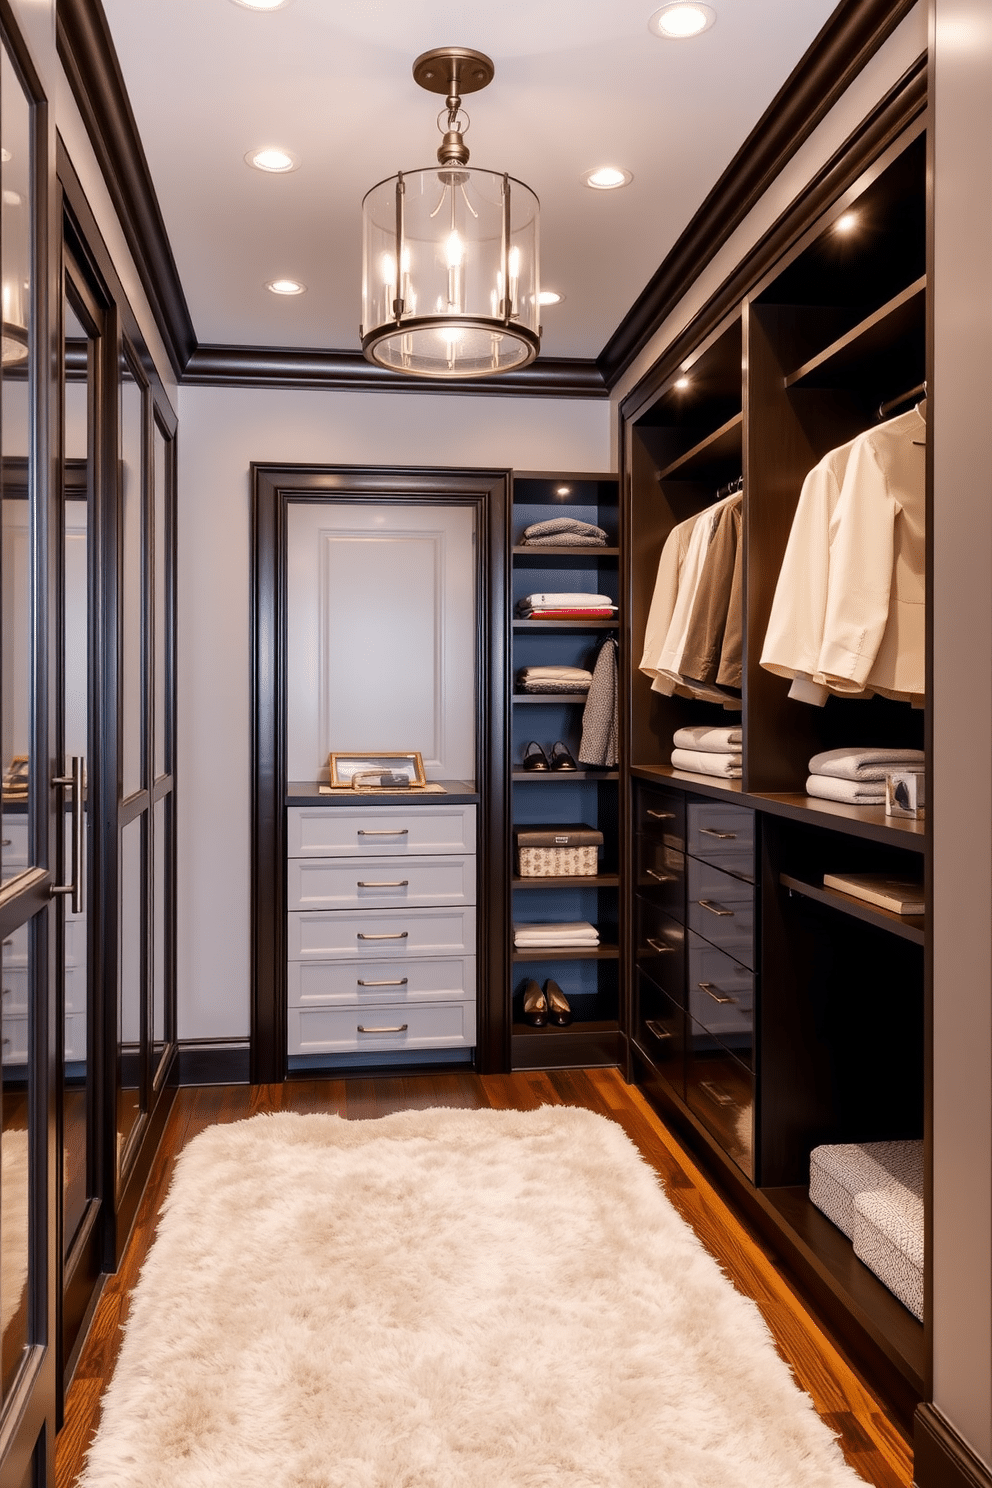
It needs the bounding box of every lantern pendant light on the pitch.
[361,46,541,378]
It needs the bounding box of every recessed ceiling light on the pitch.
[556,486,572,496]
[582,166,633,191]
[230,0,291,10]
[2,190,21,207]
[246,146,299,174]
[835,211,858,233]
[538,290,565,306]
[674,376,690,390]
[648,3,717,39]
[0,149,10,164]
[267,278,306,296]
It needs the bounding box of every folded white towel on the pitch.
[671,748,742,779]
[673,725,743,753]
[514,921,600,946]
[806,774,885,804]
[519,667,593,682]
[807,747,925,782]
[521,593,614,609]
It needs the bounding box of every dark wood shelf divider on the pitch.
[784,276,926,389]
[511,874,620,889]
[512,770,620,782]
[513,618,618,631]
[513,693,589,705]
[512,545,619,563]
[511,945,620,962]
[656,411,743,481]
[779,873,925,944]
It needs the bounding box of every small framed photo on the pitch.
[329,751,427,790]
[885,769,925,820]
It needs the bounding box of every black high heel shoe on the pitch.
[522,741,550,771]
[545,979,573,1027]
[521,979,549,1026]
[550,741,577,771]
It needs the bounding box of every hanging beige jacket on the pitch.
[759,407,925,706]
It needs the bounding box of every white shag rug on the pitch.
[81,1106,866,1488]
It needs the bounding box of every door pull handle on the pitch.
[646,938,675,954]
[51,756,84,914]
[645,1020,672,1041]
[357,931,409,940]
[645,869,676,884]
[357,880,409,889]
[357,828,409,836]
[697,899,733,917]
[357,977,409,987]
[646,810,675,821]
[357,1024,408,1035]
[700,828,737,840]
[699,981,736,1005]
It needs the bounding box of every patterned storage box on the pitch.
[853,1174,924,1320]
[515,825,603,878]
[810,1139,924,1318]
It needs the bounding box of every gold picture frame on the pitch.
[328,751,427,790]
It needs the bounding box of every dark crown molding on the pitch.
[598,0,921,389]
[184,346,607,398]
[57,0,197,380]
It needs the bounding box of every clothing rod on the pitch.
[716,475,744,499]
[878,380,926,421]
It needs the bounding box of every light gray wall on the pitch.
[175,386,610,1040]
[930,0,992,1468]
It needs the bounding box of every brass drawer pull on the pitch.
[645,1020,672,1041]
[357,977,409,987]
[699,981,736,1005]
[357,931,409,940]
[700,828,737,840]
[697,899,734,917]
[699,1080,736,1107]
[646,868,677,884]
[357,1024,408,1034]
[357,828,408,836]
[646,809,675,821]
[357,880,409,888]
[646,938,675,954]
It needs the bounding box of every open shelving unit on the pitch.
[509,472,622,1071]
[621,119,929,1428]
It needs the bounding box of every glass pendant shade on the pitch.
[361,166,540,377]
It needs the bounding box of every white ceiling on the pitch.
[99,0,838,361]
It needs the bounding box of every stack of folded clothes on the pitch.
[516,592,617,619]
[516,666,593,695]
[520,518,608,547]
[806,747,925,804]
[513,921,600,949]
[670,724,742,779]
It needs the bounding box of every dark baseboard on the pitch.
[915,1406,992,1488]
[175,1042,251,1086]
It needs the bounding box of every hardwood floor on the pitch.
[55,1069,913,1488]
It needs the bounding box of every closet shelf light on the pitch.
[246,147,299,173]
[361,46,540,378]
[267,278,306,296]
[582,166,632,191]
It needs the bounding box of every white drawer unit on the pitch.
[2,1015,28,1066]
[64,1013,87,1062]
[287,801,477,1061]
[288,1000,476,1056]
[288,956,476,1007]
[288,855,475,912]
[288,906,476,961]
[287,805,476,858]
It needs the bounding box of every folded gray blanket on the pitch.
[808,747,925,782]
[522,517,608,544]
[807,774,885,804]
[670,748,742,778]
[673,725,742,753]
[519,679,592,694]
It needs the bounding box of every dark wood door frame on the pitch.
[251,464,510,1086]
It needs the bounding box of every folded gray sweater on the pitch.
[522,517,608,544]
